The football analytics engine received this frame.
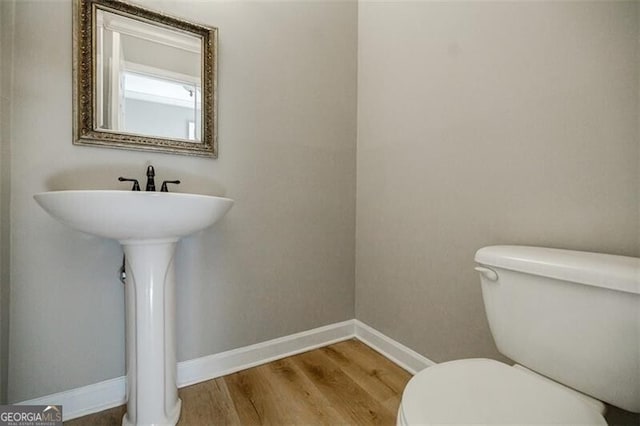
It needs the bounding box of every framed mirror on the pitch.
[73,0,218,157]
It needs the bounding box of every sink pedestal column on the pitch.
[122,239,181,426]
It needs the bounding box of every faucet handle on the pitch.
[118,177,140,191]
[160,180,181,192]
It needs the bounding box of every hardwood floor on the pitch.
[65,339,411,425]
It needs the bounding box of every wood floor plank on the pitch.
[291,346,398,425]
[179,377,242,426]
[381,393,403,418]
[223,364,291,425]
[318,340,410,404]
[260,357,345,425]
[327,340,411,396]
[64,339,408,426]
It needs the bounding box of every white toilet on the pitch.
[398,245,640,425]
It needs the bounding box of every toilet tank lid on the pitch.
[475,246,640,295]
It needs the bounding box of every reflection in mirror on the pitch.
[95,9,202,142]
[73,0,218,157]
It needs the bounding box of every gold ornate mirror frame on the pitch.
[73,0,218,157]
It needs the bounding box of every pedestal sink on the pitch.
[34,190,233,425]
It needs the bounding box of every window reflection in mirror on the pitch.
[95,8,202,142]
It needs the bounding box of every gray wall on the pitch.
[0,0,15,405]
[7,0,356,402]
[356,1,640,363]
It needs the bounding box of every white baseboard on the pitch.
[18,319,435,421]
[354,320,435,374]
[17,376,126,422]
[177,319,355,387]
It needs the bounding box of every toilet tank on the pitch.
[475,246,640,413]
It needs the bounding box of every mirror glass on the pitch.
[96,9,202,142]
[73,0,218,157]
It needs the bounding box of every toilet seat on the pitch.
[398,358,607,425]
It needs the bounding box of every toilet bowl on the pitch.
[398,246,640,425]
[397,359,606,425]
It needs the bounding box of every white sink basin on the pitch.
[34,189,233,425]
[34,190,233,242]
